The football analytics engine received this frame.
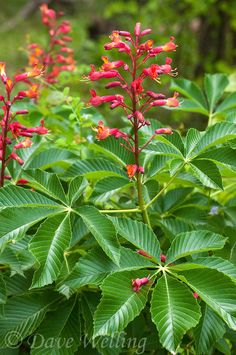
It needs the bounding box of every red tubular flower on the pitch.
[14,138,33,150]
[131,78,144,95]
[136,250,152,258]
[101,56,124,71]
[0,62,7,83]
[166,92,180,107]
[146,91,166,99]
[126,164,138,179]
[193,292,199,299]
[155,128,173,135]
[93,121,110,140]
[88,65,118,81]
[150,36,177,56]
[89,89,123,107]
[105,81,122,89]
[16,179,29,185]
[10,152,24,165]
[132,277,149,292]
[160,254,166,263]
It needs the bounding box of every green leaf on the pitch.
[204,74,228,112]
[0,185,62,208]
[170,257,236,282]
[151,273,201,353]
[185,128,202,155]
[93,270,152,337]
[0,207,61,251]
[64,159,126,179]
[67,176,88,206]
[188,122,236,158]
[193,304,225,355]
[197,147,236,170]
[216,92,236,113]
[110,217,161,262]
[59,247,155,294]
[24,169,67,204]
[30,298,80,355]
[166,230,226,264]
[93,136,134,165]
[190,159,223,189]
[0,292,59,347]
[0,275,6,305]
[76,206,120,265]
[92,176,130,195]
[171,78,208,111]
[30,214,72,288]
[0,248,23,276]
[178,269,236,330]
[27,148,76,169]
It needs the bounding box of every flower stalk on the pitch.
[87,23,179,225]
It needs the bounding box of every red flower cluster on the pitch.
[0,63,48,186]
[87,23,179,180]
[26,3,76,84]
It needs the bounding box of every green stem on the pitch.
[145,163,186,210]
[100,208,140,214]
[131,50,151,227]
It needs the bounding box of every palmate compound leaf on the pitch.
[177,269,236,330]
[193,304,226,355]
[110,217,162,263]
[58,247,156,295]
[29,214,72,288]
[151,273,201,353]
[0,291,59,348]
[76,206,120,265]
[93,270,153,338]
[30,297,80,355]
[166,230,226,264]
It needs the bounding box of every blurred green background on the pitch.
[1,0,236,129]
[1,0,236,75]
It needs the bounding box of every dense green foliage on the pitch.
[0,1,236,354]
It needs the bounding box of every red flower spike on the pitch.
[88,23,179,195]
[193,292,199,299]
[132,277,149,292]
